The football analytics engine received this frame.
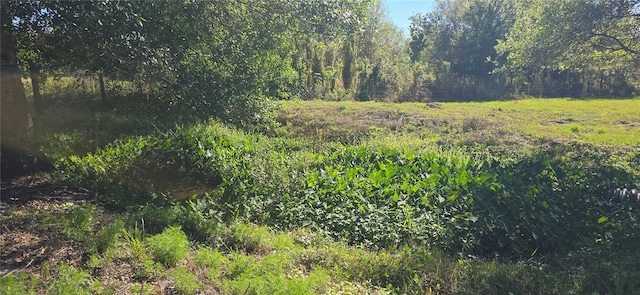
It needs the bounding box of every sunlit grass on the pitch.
[278,97,640,146]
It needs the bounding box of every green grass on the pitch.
[277,98,640,146]
[3,201,640,294]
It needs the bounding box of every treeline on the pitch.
[3,0,640,115]
[3,0,377,126]
[410,0,640,101]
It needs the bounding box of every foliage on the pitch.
[0,273,39,295]
[47,264,99,295]
[195,247,229,280]
[56,116,639,259]
[3,200,639,294]
[61,204,96,244]
[146,226,190,267]
[495,0,640,97]
[410,0,516,100]
[96,220,125,254]
[170,267,201,295]
[6,0,380,128]
[221,251,331,295]
[226,223,276,254]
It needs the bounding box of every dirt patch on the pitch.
[552,118,577,124]
[1,176,92,276]
[1,175,93,204]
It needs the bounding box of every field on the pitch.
[278,98,640,146]
[2,94,640,294]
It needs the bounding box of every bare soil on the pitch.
[1,175,93,277]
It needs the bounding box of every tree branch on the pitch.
[589,32,638,55]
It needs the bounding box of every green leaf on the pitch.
[597,216,608,224]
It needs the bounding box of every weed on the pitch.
[195,247,229,277]
[86,253,103,269]
[96,220,125,253]
[272,232,299,251]
[48,263,98,295]
[227,223,274,254]
[0,273,39,295]
[146,226,190,267]
[222,252,332,295]
[570,125,580,133]
[134,258,164,280]
[122,225,147,261]
[129,283,155,295]
[62,204,96,243]
[226,252,256,279]
[170,267,201,295]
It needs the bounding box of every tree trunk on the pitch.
[98,72,107,105]
[1,8,51,179]
[30,63,44,117]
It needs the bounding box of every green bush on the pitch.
[48,264,98,295]
[170,267,201,295]
[146,226,190,267]
[0,273,38,295]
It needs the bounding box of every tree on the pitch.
[1,3,43,178]
[496,0,640,96]
[409,0,515,100]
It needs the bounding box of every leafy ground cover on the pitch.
[2,96,640,294]
[3,181,639,294]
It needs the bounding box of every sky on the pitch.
[383,0,436,34]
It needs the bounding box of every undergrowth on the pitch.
[5,97,637,294]
[52,120,639,259]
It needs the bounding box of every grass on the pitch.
[2,195,640,294]
[277,98,640,147]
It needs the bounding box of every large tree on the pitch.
[495,0,640,96]
[409,0,515,100]
[1,0,377,178]
[1,3,42,177]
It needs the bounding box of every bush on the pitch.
[146,226,190,267]
[171,267,201,295]
[0,273,38,295]
[48,264,98,295]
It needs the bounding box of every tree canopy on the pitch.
[1,0,638,135]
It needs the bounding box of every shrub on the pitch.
[146,226,190,267]
[48,264,98,295]
[0,273,38,295]
[170,267,201,295]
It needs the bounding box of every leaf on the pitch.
[597,216,608,224]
